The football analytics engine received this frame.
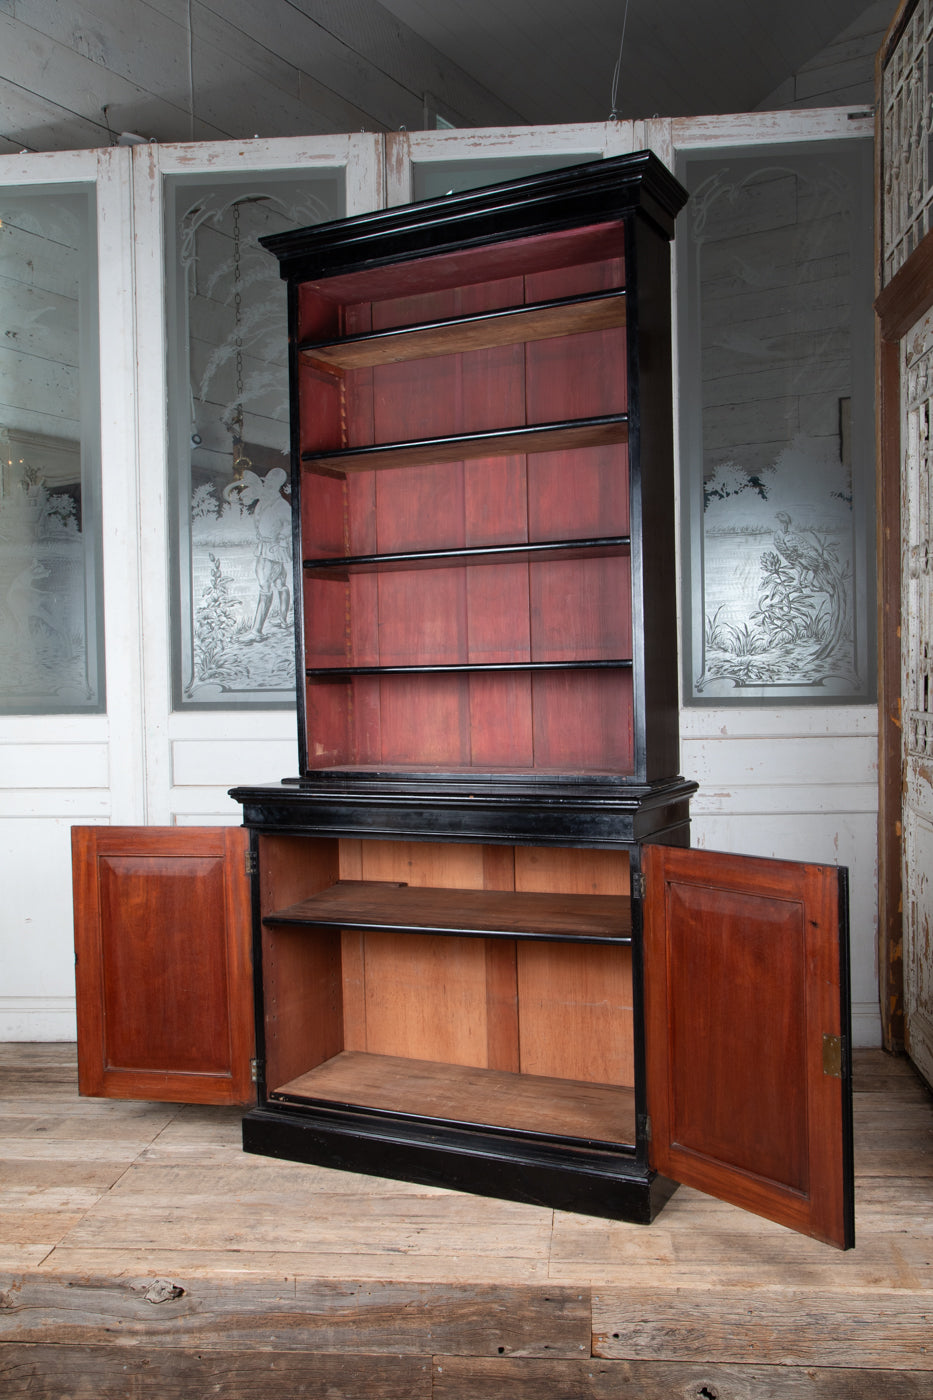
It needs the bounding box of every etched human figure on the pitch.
[223,467,292,642]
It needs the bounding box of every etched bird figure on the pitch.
[772,511,848,661]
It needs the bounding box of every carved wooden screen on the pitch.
[880,0,933,284]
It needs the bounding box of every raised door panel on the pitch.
[642,844,854,1249]
[73,825,255,1106]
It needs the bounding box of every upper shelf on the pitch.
[301,414,629,475]
[303,536,631,576]
[265,880,632,943]
[299,289,627,370]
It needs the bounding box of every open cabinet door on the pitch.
[642,844,854,1249]
[73,826,256,1106]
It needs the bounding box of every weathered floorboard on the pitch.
[0,1274,590,1359]
[0,1344,431,1400]
[431,1356,933,1399]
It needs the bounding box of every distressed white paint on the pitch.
[900,307,933,1085]
[880,0,933,285]
[387,123,636,205]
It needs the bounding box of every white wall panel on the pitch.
[0,743,109,789]
[170,739,297,787]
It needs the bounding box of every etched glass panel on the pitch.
[0,185,103,714]
[166,170,343,708]
[678,142,876,704]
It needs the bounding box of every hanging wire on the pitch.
[187,0,195,141]
[609,0,632,120]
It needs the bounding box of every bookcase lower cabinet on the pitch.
[221,792,854,1251]
[72,817,854,1247]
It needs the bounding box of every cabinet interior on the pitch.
[258,833,637,1147]
[296,223,634,778]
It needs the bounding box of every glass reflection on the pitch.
[0,187,102,713]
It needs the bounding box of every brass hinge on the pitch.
[250,1057,262,1084]
[822,1033,845,1078]
[631,871,646,900]
[244,850,258,876]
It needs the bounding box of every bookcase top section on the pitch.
[260,150,687,287]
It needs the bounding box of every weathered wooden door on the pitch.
[642,844,854,1249]
[901,313,933,1087]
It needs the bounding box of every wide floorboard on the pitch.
[0,1044,931,1398]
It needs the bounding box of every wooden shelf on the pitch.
[303,536,631,577]
[299,289,627,370]
[271,1050,636,1145]
[301,414,628,475]
[265,880,632,943]
[305,659,633,679]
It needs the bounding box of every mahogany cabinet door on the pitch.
[72,826,256,1106]
[642,844,854,1249]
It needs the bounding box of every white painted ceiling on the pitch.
[378,0,879,124]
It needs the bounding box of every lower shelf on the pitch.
[270,1050,636,1145]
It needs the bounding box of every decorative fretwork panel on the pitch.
[881,0,933,284]
[904,322,933,758]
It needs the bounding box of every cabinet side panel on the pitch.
[259,835,342,1091]
[627,217,679,780]
[73,826,106,1098]
[262,925,344,1091]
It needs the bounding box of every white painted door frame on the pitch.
[128,135,383,827]
[0,135,382,1039]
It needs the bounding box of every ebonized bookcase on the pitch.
[71,152,853,1244]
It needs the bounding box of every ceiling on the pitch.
[377,0,881,125]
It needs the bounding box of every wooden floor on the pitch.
[1,1044,932,1398]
